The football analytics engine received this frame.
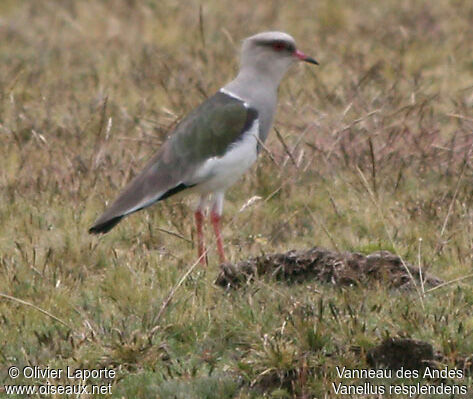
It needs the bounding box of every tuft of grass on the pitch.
[115,372,240,399]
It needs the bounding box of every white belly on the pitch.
[191,120,259,195]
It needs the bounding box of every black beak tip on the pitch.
[305,57,319,66]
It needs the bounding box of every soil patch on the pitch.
[215,247,442,289]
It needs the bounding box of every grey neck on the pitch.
[223,68,281,143]
[225,66,280,101]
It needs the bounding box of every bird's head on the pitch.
[240,31,318,83]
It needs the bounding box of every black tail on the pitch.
[88,183,194,235]
[89,216,124,234]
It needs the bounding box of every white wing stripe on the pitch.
[219,88,249,108]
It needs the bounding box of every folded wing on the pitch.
[89,91,258,234]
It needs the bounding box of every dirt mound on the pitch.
[367,337,473,377]
[215,247,442,289]
[367,338,437,371]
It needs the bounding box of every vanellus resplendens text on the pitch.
[89,31,318,264]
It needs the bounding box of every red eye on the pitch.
[272,42,285,51]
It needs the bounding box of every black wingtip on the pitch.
[88,216,124,234]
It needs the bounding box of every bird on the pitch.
[89,31,318,265]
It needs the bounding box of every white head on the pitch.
[239,31,318,84]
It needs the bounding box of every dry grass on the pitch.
[1,0,472,398]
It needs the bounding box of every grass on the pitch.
[0,0,472,398]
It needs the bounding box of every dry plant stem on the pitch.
[438,142,473,239]
[0,293,73,332]
[425,273,473,294]
[149,256,204,338]
[274,126,298,167]
[368,137,377,196]
[255,135,280,167]
[155,226,193,244]
[303,204,340,251]
[418,238,425,295]
[194,210,207,266]
[326,110,380,160]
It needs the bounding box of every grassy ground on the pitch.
[1,0,472,398]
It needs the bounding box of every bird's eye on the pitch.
[272,42,286,52]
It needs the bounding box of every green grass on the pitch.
[1,0,472,398]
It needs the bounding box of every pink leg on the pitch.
[194,210,207,265]
[210,210,226,263]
